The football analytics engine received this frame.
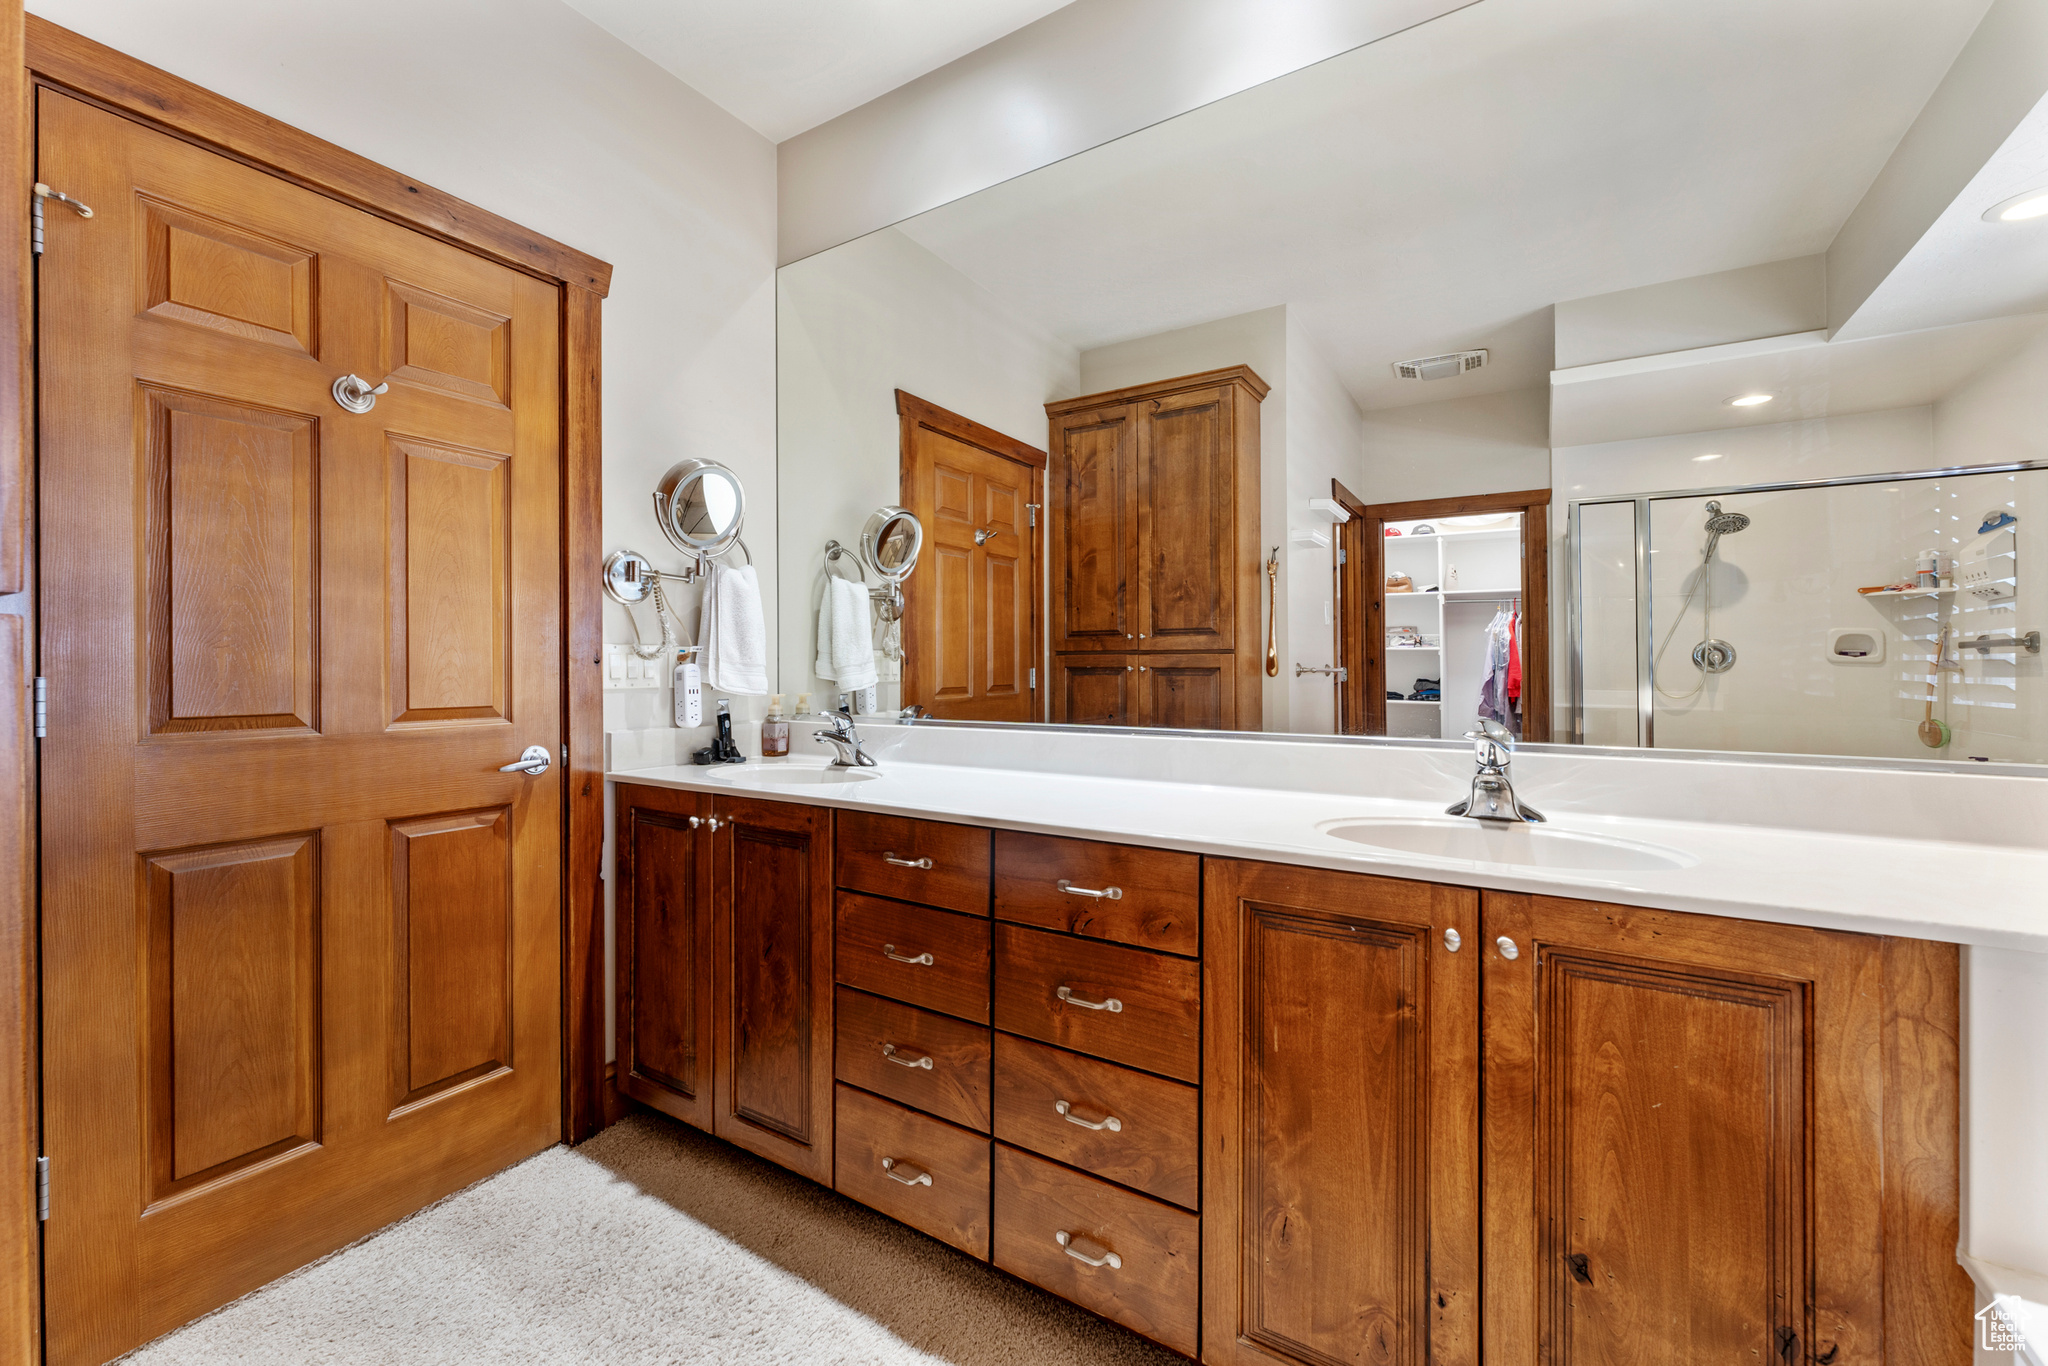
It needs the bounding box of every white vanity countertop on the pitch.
[608,753,2048,952]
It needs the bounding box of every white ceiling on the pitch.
[887,0,1995,413]
[559,0,1078,142]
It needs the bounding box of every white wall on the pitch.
[1079,308,1291,727]
[776,228,1080,711]
[1283,315,1364,732]
[1356,388,1551,505]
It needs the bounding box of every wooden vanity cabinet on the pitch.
[612,785,834,1183]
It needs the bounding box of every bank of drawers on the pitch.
[831,816,1201,1354]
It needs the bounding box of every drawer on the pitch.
[993,924,1199,1083]
[992,1034,1197,1208]
[836,892,991,1023]
[993,831,1199,956]
[991,1143,1197,1357]
[837,811,991,915]
[835,1084,990,1259]
[836,987,991,1132]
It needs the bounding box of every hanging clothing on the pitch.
[1506,611,1522,701]
[1476,605,1521,734]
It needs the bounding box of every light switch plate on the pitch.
[603,643,663,689]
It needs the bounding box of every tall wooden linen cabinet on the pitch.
[1046,367,1267,730]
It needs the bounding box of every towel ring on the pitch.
[824,539,869,583]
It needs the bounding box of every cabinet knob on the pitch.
[704,817,723,832]
[688,816,701,830]
[1443,928,1461,952]
[1496,935,1520,961]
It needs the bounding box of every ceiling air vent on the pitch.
[1393,349,1487,381]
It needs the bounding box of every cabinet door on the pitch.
[1135,386,1236,653]
[1481,893,1884,1366]
[1050,404,1136,651]
[711,796,834,1182]
[614,784,714,1130]
[1204,860,1480,1366]
[1052,653,1136,725]
[1134,653,1237,730]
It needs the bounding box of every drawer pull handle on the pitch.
[881,1043,933,1070]
[882,853,933,869]
[1056,879,1123,900]
[882,943,935,966]
[1055,1230,1122,1270]
[1055,1099,1123,1132]
[881,1157,932,1187]
[1057,985,1123,1013]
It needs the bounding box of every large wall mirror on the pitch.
[777,0,2046,767]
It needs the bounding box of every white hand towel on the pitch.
[704,563,767,695]
[815,576,877,693]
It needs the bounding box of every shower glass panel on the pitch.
[1573,467,2044,764]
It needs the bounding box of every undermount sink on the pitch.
[705,765,880,786]
[1319,817,1693,873]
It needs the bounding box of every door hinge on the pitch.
[32,677,45,739]
[1338,547,1348,564]
[1028,667,1037,689]
[31,183,94,257]
[36,1157,48,1222]
[1026,503,1038,527]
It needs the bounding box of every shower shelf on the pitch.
[1858,587,1956,598]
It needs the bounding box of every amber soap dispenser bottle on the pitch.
[761,693,790,757]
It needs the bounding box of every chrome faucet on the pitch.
[1446,719,1544,823]
[810,710,877,768]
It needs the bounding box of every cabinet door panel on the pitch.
[1136,653,1236,731]
[712,797,833,1182]
[1204,860,1479,1366]
[1050,406,1134,649]
[1136,388,1233,652]
[1482,893,1885,1366]
[1053,654,1134,726]
[614,784,713,1130]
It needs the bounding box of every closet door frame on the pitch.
[1353,488,1551,742]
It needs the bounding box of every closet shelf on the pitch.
[1441,587,1523,600]
[1387,698,1442,707]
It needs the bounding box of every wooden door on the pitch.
[37,92,563,1365]
[1135,385,1238,654]
[1482,893,1884,1366]
[614,784,714,1130]
[711,796,834,1182]
[1049,402,1136,651]
[1204,860,1480,1366]
[1135,653,1237,730]
[1053,654,1136,725]
[898,393,1044,721]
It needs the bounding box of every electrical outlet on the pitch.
[604,643,664,690]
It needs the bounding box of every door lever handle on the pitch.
[332,373,390,413]
[498,745,551,775]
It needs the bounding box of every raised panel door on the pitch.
[1204,859,1480,1366]
[38,92,563,1365]
[614,783,714,1130]
[1482,893,1886,1366]
[1135,388,1234,653]
[1050,406,1134,650]
[1135,653,1236,730]
[712,796,834,1182]
[1053,653,1135,725]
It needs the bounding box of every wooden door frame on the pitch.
[1331,479,1367,733]
[4,26,617,1350]
[895,389,1047,719]
[1354,487,1552,741]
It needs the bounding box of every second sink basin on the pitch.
[1319,817,1693,873]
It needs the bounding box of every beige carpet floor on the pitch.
[122,1112,1183,1365]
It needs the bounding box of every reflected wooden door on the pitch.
[38,92,562,1365]
[898,392,1044,722]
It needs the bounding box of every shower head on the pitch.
[1703,500,1751,536]
[1702,499,1750,559]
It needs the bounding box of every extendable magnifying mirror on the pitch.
[654,457,746,560]
[860,506,923,585]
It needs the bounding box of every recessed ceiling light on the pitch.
[1692,452,1724,462]
[1984,188,2048,222]
[1726,393,1774,407]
